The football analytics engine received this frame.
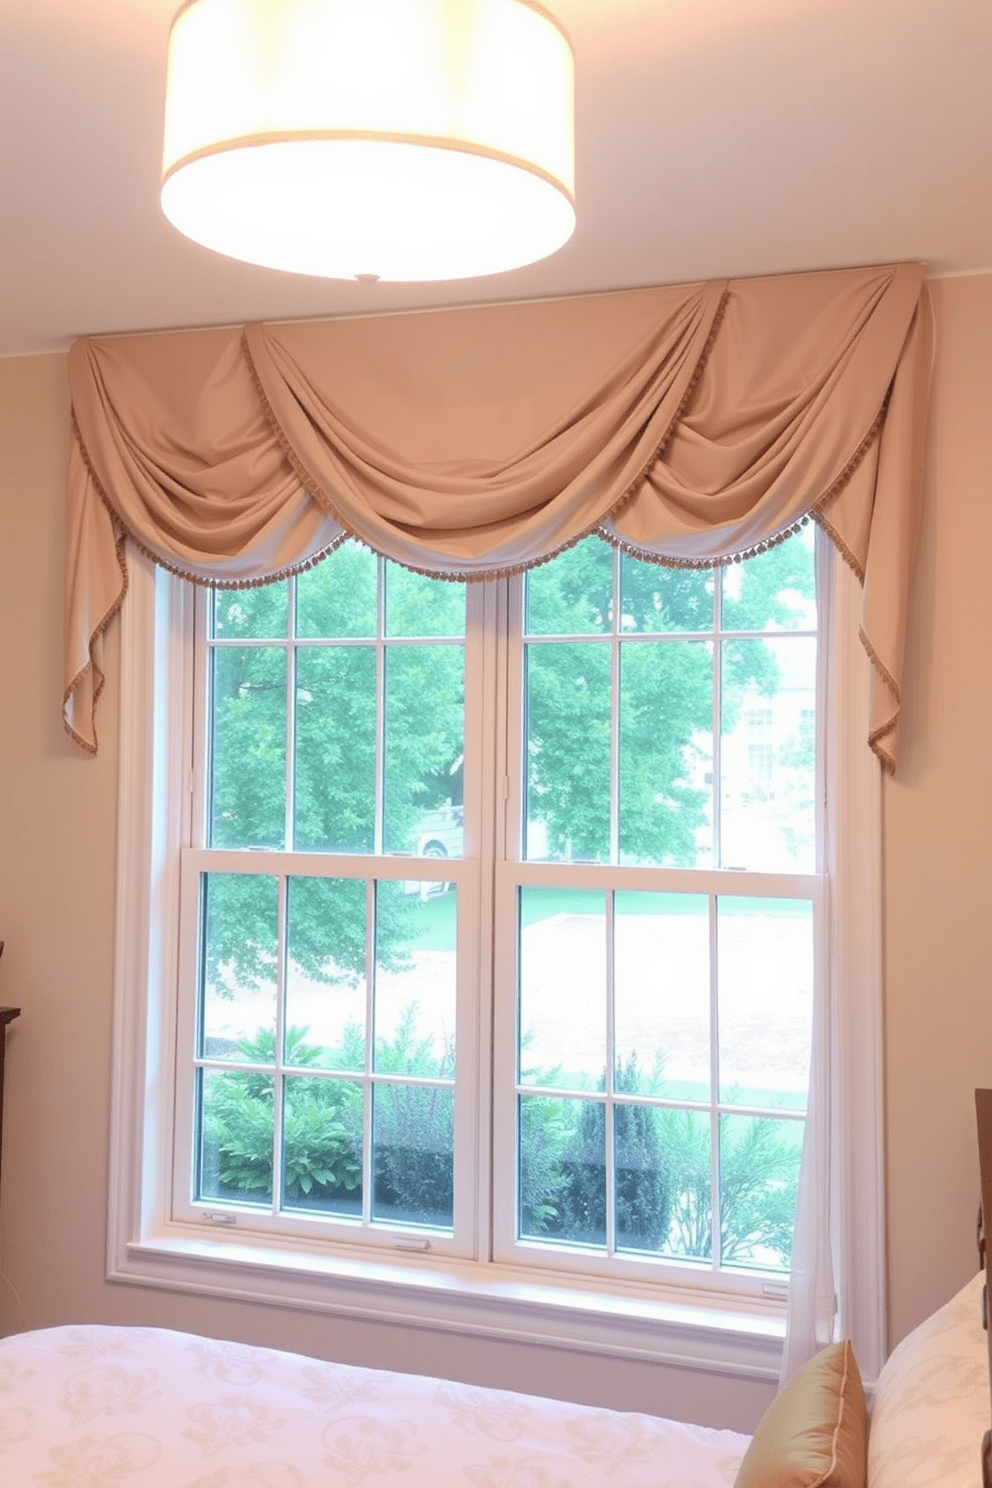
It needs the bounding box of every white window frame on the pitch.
[169,574,490,1260]
[490,553,821,1302]
[106,540,884,1386]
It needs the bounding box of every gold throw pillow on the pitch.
[733,1340,867,1488]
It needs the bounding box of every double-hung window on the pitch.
[109,519,883,1376]
[176,549,480,1256]
[169,526,819,1294]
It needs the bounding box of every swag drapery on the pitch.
[65,261,931,765]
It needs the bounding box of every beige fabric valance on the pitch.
[65,262,931,769]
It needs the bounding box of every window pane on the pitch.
[281,1075,363,1217]
[296,544,376,638]
[717,898,812,1111]
[720,526,817,633]
[519,887,605,1090]
[720,637,817,872]
[210,647,286,849]
[614,1101,672,1254]
[374,881,456,1080]
[294,646,376,853]
[385,563,465,638]
[614,891,710,1103]
[620,555,713,633]
[525,642,611,863]
[372,1083,454,1229]
[619,640,713,868]
[525,536,613,636]
[285,878,367,1072]
[197,1067,273,1207]
[660,1108,712,1262]
[720,1114,803,1272]
[212,583,288,640]
[519,1094,605,1246]
[384,645,465,856]
[199,873,278,1060]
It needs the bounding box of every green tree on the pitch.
[207,545,465,989]
[523,533,815,866]
[209,533,813,974]
[660,1108,801,1267]
[549,1057,673,1248]
[524,540,714,863]
[202,534,814,1241]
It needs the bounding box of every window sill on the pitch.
[113,1222,785,1382]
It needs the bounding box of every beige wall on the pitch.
[882,273,992,1345]
[0,273,989,1429]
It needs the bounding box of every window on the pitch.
[170,529,818,1288]
[108,527,884,1379]
[490,536,820,1293]
[176,550,477,1255]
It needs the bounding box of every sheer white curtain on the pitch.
[780,546,885,1386]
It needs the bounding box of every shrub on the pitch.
[661,1107,801,1267]
[371,1006,455,1225]
[203,1025,799,1265]
[202,1027,362,1206]
[548,1056,672,1248]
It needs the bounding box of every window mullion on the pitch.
[363,878,376,1225]
[605,888,616,1257]
[164,534,828,1292]
[610,545,621,865]
[189,585,211,848]
[375,559,385,857]
[712,575,723,869]
[271,874,289,1218]
[708,892,721,1272]
[709,573,722,1267]
[284,578,297,851]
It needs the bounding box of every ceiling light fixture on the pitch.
[161,0,576,282]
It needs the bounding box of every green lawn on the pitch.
[408,882,810,950]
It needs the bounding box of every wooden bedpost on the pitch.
[974,1089,992,1488]
[0,943,23,1200]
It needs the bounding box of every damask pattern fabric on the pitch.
[0,1324,749,1487]
[867,1270,989,1488]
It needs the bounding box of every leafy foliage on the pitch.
[519,1058,800,1269]
[201,1028,362,1208]
[373,1080,455,1226]
[524,542,715,864]
[527,1058,673,1249]
[523,535,815,866]
[206,545,465,989]
[207,533,814,982]
[660,1107,802,1266]
[373,1005,455,1225]
[201,1014,456,1224]
[201,532,816,1263]
[204,1024,800,1265]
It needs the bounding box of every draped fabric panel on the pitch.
[64,263,931,765]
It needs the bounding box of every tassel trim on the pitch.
[237,286,731,587]
[68,411,347,594]
[68,318,891,614]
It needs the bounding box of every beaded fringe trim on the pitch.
[66,313,894,762]
[237,288,731,586]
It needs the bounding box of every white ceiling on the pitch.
[2,0,990,358]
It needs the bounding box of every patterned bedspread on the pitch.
[0,1324,750,1487]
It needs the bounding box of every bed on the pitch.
[1,1270,986,1487]
[2,1100,990,1488]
